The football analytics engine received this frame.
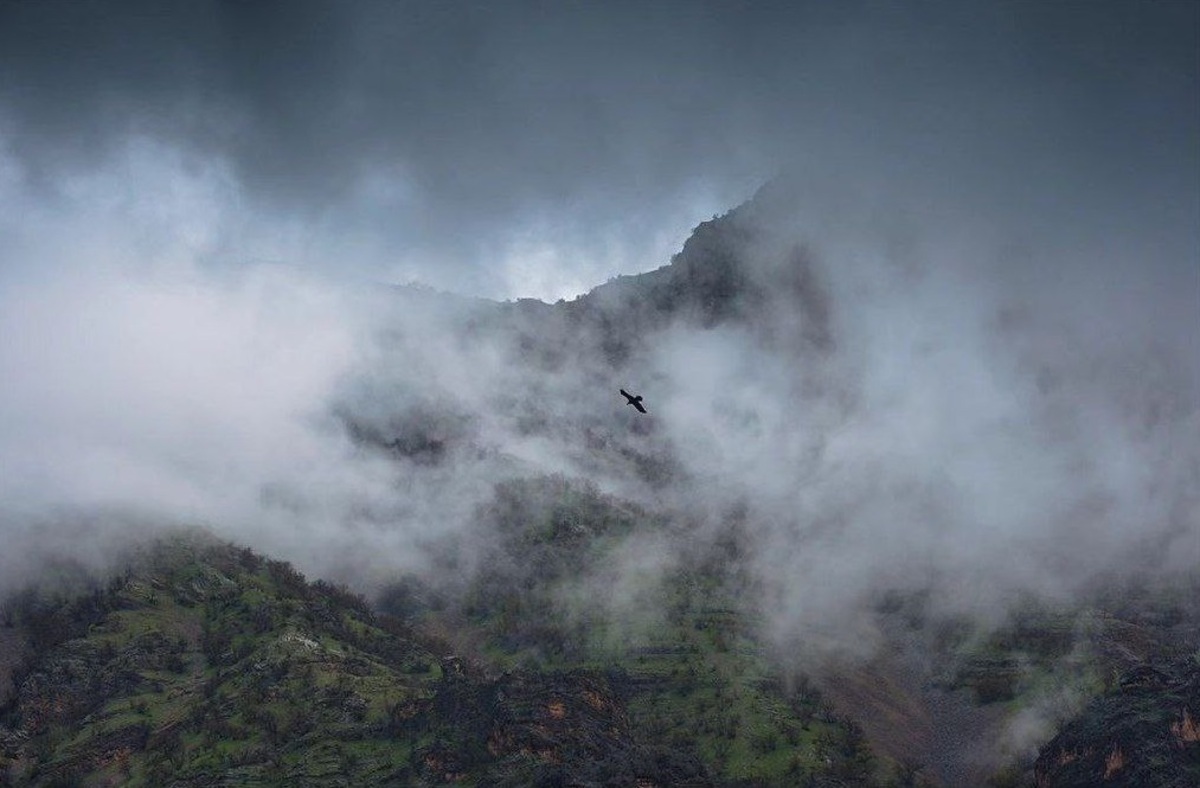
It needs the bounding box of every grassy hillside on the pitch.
[391,477,901,786]
[2,491,1195,786]
[0,534,443,785]
[0,508,897,787]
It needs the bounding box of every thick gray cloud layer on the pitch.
[0,9,1194,771]
[0,0,1195,298]
[0,0,1195,619]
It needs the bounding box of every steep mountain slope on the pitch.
[1,534,444,785]
[0,528,887,786]
[3,519,1194,786]
[341,180,838,499]
[4,184,1196,786]
[335,186,1199,785]
[392,476,886,785]
[1033,660,1200,787]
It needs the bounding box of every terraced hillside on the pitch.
[0,528,882,786]
[392,477,923,785]
[0,535,445,785]
[2,490,1196,786]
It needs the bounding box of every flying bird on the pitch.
[620,388,647,414]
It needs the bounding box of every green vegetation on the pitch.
[1,486,1194,786]
[401,476,884,785]
[0,533,441,786]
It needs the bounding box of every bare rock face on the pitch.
[1033,660,1200,788]
[575,183,834,356]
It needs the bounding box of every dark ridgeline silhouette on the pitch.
[620,389,647,414]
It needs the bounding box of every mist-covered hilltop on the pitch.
[1,507,1196,785]
[338,179,1197,629]
[2,183,1198,785]
[2,0,1195,782]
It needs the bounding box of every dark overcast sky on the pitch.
[0,0,1196,299]
[0,1,1198,637]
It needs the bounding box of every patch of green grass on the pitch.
[4,536,449,787]
[457,532,868,784]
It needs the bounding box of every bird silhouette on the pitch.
[620,389,647,414]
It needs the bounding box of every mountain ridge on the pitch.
[3,183,1197,786]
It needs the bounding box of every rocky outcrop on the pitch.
[1034,660,1200,787]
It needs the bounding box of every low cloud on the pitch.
[640,190,1199,653]
[2,145,1195,663]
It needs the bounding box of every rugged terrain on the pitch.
[0,529,880,786]
[2,185,1197,786]
[1,515,1196,786]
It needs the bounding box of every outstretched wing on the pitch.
[620,388,647,413]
